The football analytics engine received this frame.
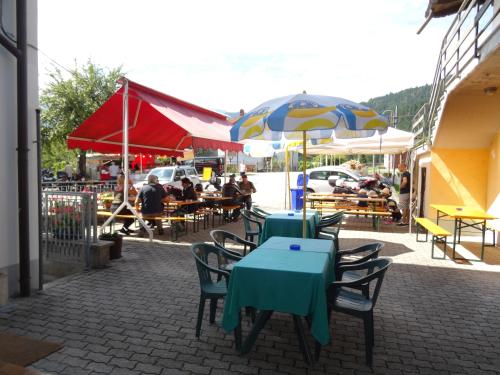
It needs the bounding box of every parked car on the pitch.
[304,166,361,193]
[133,166,201,191]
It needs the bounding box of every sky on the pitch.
[38,0,451,113]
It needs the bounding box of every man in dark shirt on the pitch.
[135,174,167,235]
[397,163,411,226]
[222,174,243,221]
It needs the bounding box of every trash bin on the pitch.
[290,188,304,210]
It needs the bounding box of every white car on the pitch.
[133,166,201,191]
[305,166,361,193]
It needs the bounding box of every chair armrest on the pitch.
[221,249,243,262]
[199,259,231,280]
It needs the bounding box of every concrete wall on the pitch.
[0,0,40,295]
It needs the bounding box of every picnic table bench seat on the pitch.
[415,217,451,259]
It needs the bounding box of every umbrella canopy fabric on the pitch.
[230,93,388,238]
[297,127,414,155]
[67,80,242,156]
[230,94,388,142]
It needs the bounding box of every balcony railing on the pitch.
[412,0,500,147]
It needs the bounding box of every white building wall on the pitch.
[0,0,39,295]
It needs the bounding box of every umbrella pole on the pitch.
[224,150,228,185]
[302,131,307,238]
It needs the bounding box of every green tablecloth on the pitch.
[222,239,334,345]
[261,236,336,282]
[259,210,319,244]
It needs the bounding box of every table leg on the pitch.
[452,218,458,259]
[241,310,273,355]
[293,315,314,366]
[481,220,486,261]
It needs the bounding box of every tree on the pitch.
[40,61,123,176]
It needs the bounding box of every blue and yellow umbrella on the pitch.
[230,93,388,237]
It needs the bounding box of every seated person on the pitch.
[381,187,402,223]
[194,183,203,194]
[205,170,222,191]
[110,173,137,235]
[171,178,199,231]
[222,174,243,221]
[135,174,167,235]
[333,178,352,194]
[357,188,369,207]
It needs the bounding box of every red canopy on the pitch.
[67,79,242,156]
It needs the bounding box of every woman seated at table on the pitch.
[356,189,369,207]
[170,178,199,231]
[110,173,137,235]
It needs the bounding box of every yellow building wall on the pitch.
[487,132,500,223]
[428,148,488,217]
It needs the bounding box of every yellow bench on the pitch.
[486,222,500,247]
[415,217,451,259]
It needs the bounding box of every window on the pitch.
[338,172,356,182]
[310,171,330,180]
[150,168,173,179]
[188,168,198,176]
[175,170,185,178]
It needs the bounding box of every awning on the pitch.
[67,79,242,156]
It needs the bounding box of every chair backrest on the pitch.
[210,229,255,256]
[249,209,266,220]
[252,206,270,217]
[316,211,344,237]
[320,211,344,225]
[191,243,228,286]
[337,257,392,306]
[241,209,262,234]
[337,242,383,266]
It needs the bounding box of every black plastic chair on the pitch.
[241,209,263,244]
[252,206,271,218]
[210,229,257,257]
[317,257,392,366]
[335,242,384,297]
[191,243,232,338]
[316,212,344,250]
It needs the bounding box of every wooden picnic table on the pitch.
[431,204,497,261]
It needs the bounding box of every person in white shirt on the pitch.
[239,162,246,177]
[109,161,120,180]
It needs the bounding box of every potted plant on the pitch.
[99,192,114,210]
[98,232,123,260]
[51,201,82,240]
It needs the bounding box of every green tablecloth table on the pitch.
[222,238,334,347]
[259,210,319,244]
[260,236,336,283]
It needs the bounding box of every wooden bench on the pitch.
[97,211,187,240]
[316,207,391,231]
[415,217,451,259]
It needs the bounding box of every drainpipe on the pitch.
[0,0,30,296]
[36,109,42,290]
[17,0,30,297]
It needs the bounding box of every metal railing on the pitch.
[412,0,499,147]
[42,180,117,193]
[41,191,98,281]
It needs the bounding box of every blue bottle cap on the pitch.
[287,212,294,216]
[289,244,301,251]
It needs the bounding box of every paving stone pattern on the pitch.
[1,218,500,374]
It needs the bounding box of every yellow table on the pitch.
[431,204,497,261]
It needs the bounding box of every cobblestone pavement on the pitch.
[1,217,500,375]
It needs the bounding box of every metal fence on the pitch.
[41,191,98,281]
[42,180,117,193]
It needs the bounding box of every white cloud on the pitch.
[38,0,452,111]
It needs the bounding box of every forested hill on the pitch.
[362,84,431,131]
